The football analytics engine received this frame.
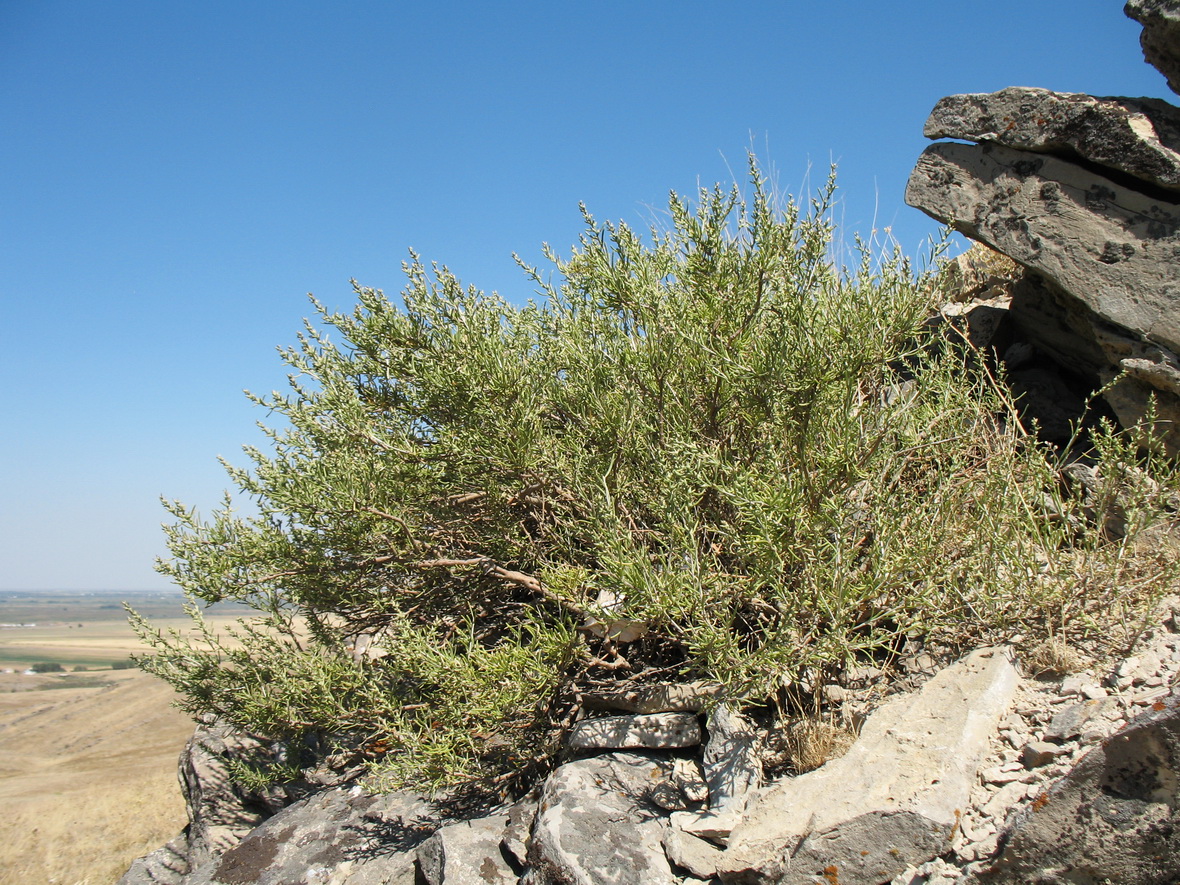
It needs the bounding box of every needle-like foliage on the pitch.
[131,160,1179,792]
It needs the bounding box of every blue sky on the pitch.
[0,1,1168,591]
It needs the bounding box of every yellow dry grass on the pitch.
[0,609,237,885]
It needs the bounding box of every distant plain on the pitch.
[0,591,244,885]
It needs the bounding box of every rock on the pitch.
[650,758,710,811]
[185,787,435,885]
[527,753,677,885]
[941,295,1015,354]
[906,139,1180,453]
[667,705,763,847]
[980,780,1028,821]
[664,829,723,880]
[1019,741,1063,769]
[718,648,1020,885]
[419,808,517,885]
[701,705,761,817]
[123,720,309,882]
[581,682,723,713]
[119,834,193,885]
[907,140,1180,353]
[923,88,1180,191]
[978,688,1180,884]
[565,712,701,752]
[890,858,962,885]
[1043,697,1120,743]
[1057,674,1102,700]
[669,809,745,847]
[1127,0,1180,96]
[502,794,538,869]
[1006,364,1089,443]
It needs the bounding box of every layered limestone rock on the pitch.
[906,6,1180,454]
[1128,0,1180,96]
[122,597,1180,885]
[717,648,1019,885]
[923,87,1180,189]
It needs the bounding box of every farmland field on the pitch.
[0,591,246,885]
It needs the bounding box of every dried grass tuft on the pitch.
[1022,636,1087,677]
[783,718,857,774]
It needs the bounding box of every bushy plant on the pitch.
[131,160,1178,793]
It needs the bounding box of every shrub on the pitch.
[31,662,65,673]
[130,159,1179,793]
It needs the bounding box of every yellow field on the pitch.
[0,600,245,885]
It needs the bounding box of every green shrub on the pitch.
[31,662,64,673]
[131,160,1178,793]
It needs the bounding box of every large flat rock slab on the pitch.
[907,138,1180,452]
[907,140,1180,354]
[718,648,1019,885]
[923,87,1180,191]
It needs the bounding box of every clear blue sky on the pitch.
[0,1,1168,591]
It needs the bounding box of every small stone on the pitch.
[1043,698,1118,742]
[982,780,1029,819]
[501,795,536,868]
[565,712,702,751]
[581,682,722,713]
[822,683,848,703]
[671,758,709,805]
[663,829,722,880]
[982,766,1026,785]
[844,665,882,684]
[650,781,690,812]
[1059,674,1095,698]
[1021,740,1063,768]
[700,705,761,816]
[669,809,742,846]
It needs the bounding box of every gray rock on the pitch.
[1127,0,1180,96]
[120,720,310,883]
[718,648,1019,885]
[701,705,761,817]
[649,758,710,812]
[502,794,538,869]
[566,712,701,752]
[119,834,193,885]
[581,682,723,713]
[667,706,763,847]
[978,688,1180,884]
[528,753,677,885]
[179,723,299,866]
[907,141,1180,354]
[1043,698,1119,743]
[669,809,746,847]
[419,808,517,885]
[924,87,1180,190]
[185,787,435,885]
[664,829,723,880]
[906,140,1180,453]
